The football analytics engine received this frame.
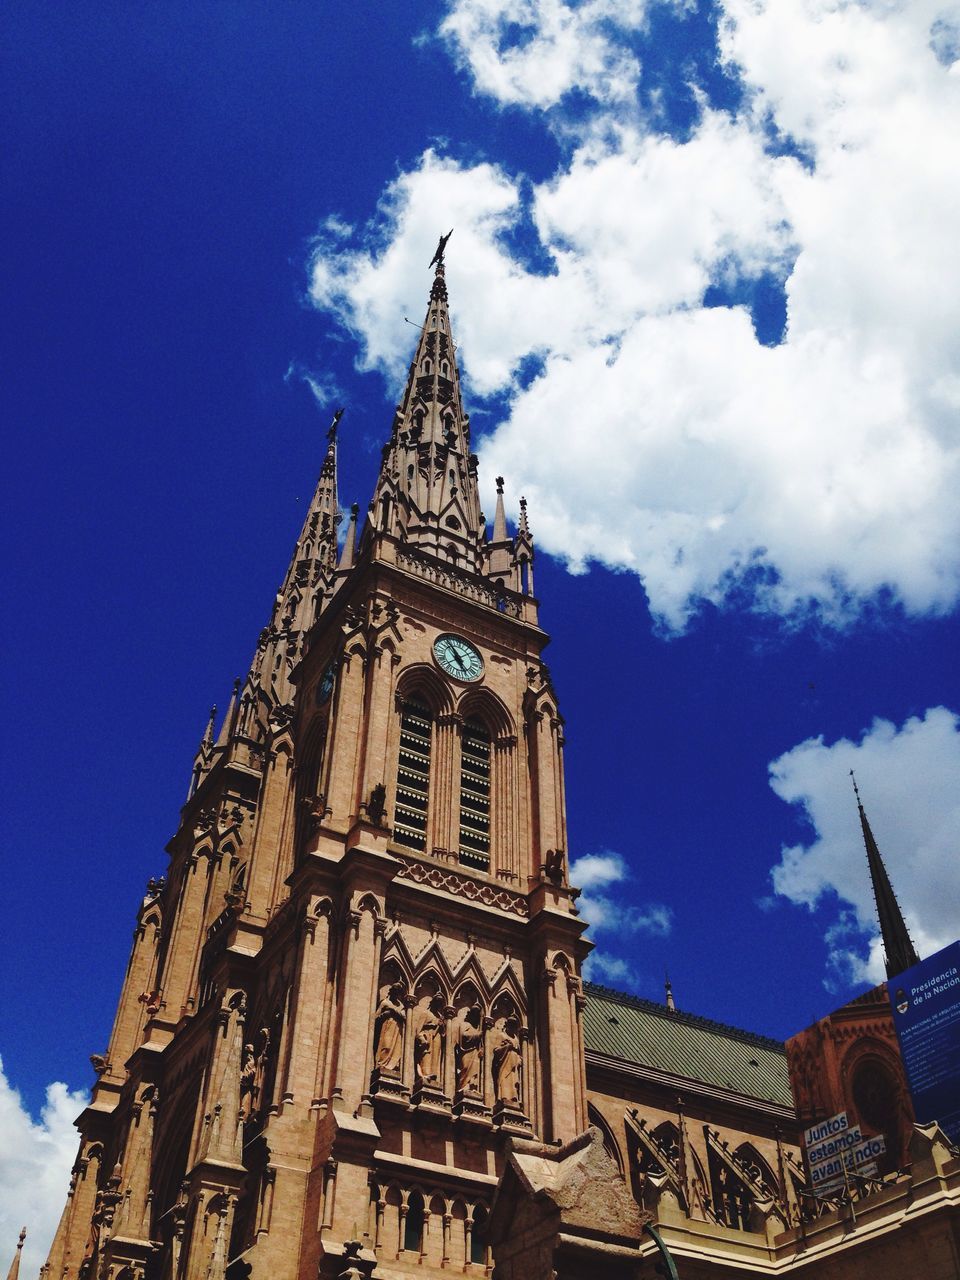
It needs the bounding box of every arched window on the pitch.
[403,1190,425,1253]
[708,1148,752,1231]
[459,719,490,870]
[470,1204,488,1264]
[395,701,433,852]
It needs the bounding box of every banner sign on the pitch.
[809,1134,886,1187]
[889,941,960,1144]
[802,1111,886,1195]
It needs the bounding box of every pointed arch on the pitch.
[734,1143,778,1195]
[450,949,494,1004]
[488,960,527,1016]
[140,909,162,937]
[490,990,520,1025]
[412,964,449,1003]
[588,1104,624,1175]
[396,664,454,718]
[456,687,515,740]
[379,930,418,986]
[356,893,381,919]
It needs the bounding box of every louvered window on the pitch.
[395,701,432,851]
[459,720,491,870]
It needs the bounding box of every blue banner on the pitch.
[889,941,960,1143]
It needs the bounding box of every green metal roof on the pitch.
[583,983,794,1108]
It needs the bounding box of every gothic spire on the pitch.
[274,407,344,623]
[851,771,920,979]
[246,408,344,710]
[215,679,241,748]
[5,1229,25,1280]
[369,245,485,571]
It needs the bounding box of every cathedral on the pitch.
[37,252,960,1280]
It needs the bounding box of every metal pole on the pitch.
[643,1222,680,1280]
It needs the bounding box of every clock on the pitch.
[433,633,484,683]
[315,660,337,706]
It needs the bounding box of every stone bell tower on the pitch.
[43,246,591,1280]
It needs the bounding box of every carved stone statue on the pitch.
[367,783,387,827]
[491,1016,522,1104]
[429,228,453,269]
[240,1043,258,1119]
[544,848,565,884]
[373,983,406,1074]
[455,1005,483,1094]
[413,994,445,1084]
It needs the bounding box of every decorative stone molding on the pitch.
[396,547,522,616]
[395,854,529,917]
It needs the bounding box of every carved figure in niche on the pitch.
[373,982,406,1074]
[455,1005,483,1093]
[240,1043,258,1119]
[491,1016,522,1104]
[413,994,446,1084]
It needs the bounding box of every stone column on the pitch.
[433,714,461,857]
[245,731,295,918]
[42,1137,104,1280]
[322,641,367,833]
[330,899,383,1114]
[493,736,518,881]
[102,891,162,1088]
[538,958,587,1144]
[358,642,400,819]
[160,845,214,1020]
[283,896,334,1107]
[443,1004,457,1098]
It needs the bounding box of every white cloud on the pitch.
[310,0,960,631]
[0,1057,85,1279]
[768,706,960,988]
[586,952,643,985]
[438,0,650,109]
[569,850,673,985]
[568,851,627,889]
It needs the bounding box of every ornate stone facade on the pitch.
[39,258,960,1280]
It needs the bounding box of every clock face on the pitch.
[315,661,336,706]
[433,633,484,683]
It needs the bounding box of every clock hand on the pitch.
[451,648,467,671]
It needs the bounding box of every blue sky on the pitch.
[3,0,960,1263]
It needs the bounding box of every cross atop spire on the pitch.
[851,771,920,980]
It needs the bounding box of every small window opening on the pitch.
[459,719,490,871]
[395,702,432,852]
[403,1191,425,1253]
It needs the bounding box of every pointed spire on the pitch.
[215,679,240,748]
[369,239,485,571]
[5,1229,25,1280]
[240,408,345,712]
[516,495,535,596]
[851,771,921,979]
[492,476,508,543]
[202,705,217,749]
[665,973,676,1011]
